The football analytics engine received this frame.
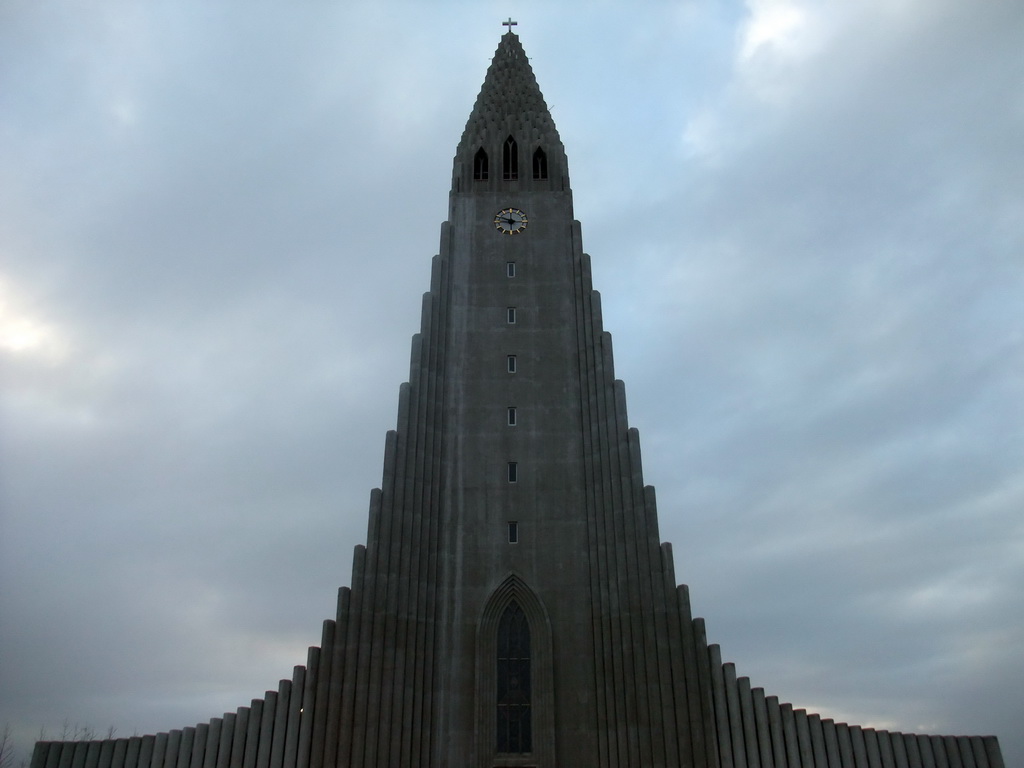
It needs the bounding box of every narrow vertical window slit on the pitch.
[474,147,489,180]
[532,147,548,180]
[503,135,518,180]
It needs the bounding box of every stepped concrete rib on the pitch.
[32,30,1003,768]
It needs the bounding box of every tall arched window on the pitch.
[532,147,548,180]
[476,575,552,767]
[474,147,489,180]
[496,601,531,753]
[502,135,518,180]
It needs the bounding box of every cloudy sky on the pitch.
[2,1,1022,764]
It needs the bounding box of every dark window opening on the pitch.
[503,136,519,180]
[497,601,531,753]
[532,147,548,180]
[507,521,519,544]
[474,148,489,180]
[507,355,517,373]
[507,307,516,324]
[506,261,516,278]
[507,407,517,426]
[507,462,518,483]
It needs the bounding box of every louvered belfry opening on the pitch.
[473,147,488,180]
[502,135,518,180]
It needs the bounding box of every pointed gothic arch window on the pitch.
[476,575,553,767]
[532,147,548,180]
[502,135,518,180]
[496,601,531,753]
[473,147,489,180]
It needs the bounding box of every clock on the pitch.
[495,207,528,234]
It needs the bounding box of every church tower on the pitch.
[32,28,1004,768]
[321,29,720,766]
[430,29,715,766]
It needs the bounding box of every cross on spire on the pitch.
[502,17,517,33]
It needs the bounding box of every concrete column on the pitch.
[943,735,964,768]
[751,687,773,768]
[242,701,261,768]
[228,708,249,768]
[422,244,452,767]
[890,730,909,768]
[176,728,194,768]
[255,692,276,768]
[361,397,404,768]
[721,664,746,767]
[97,740,115,768]
[337,547,365,768]
[162,732,180,768]
[902,733,923,768]
[850,727,868,768]
[28,742,49,768]
[835,723,855,768]
[308,625,335,767]
[967,737,989,768]
[684,593,716,765]
[412,264,445,768]
[350,489,384,768]
[708,646,733,768]
[821,720,842,768]
[71,742,91,768]
[268,680,290,768]
[70,742,89,768]
[382,331,424,768]
[282,667,305,768]
[607,369,652,768]
[295,647,319,768]
[794,709,813,767]
[57,742,76,768]
[587,281,620,768]
[876,730,895,768]
[137,737,155,768]
[808,714,829,768]
[780,703,801,768]
[201,720,221,768]
[915,734,937,768]
[595,324,631,768]
[736,677,760,768]
[661,561,695,768]
[956,737,976,768]
[864,729,882,768]
[765,696,787,768]
[982,736,1004,768]
[124,737,142,768]
[215,713,236,768]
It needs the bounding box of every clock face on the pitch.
[495,207,528,234]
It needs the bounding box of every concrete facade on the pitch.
[32,31,1003,768]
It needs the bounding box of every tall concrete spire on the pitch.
[457,31,562,157]
[453,31,567,194]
